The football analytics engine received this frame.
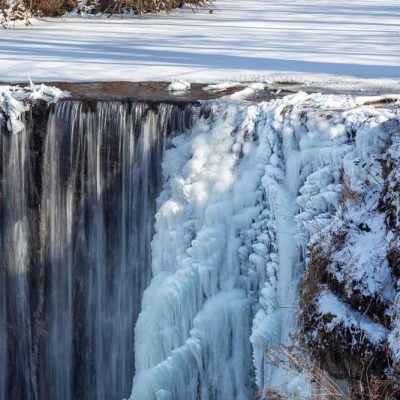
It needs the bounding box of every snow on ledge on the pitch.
[317,289,388,346]
[166,80,191,92]
[0,83,68,134]
[224,82,265,100]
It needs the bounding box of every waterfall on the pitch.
[0,112,37,400]
[1,88,398,400]
[0,99,195,400]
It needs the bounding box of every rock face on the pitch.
[0,98,196,400]
[300,122,400,397]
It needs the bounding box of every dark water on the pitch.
[0,100,195,400]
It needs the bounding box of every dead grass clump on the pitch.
[263,346,349,399]
[339,177,362,209]
[352,374,400,399]
[1,0,76,21]
[299,245,329,312]
[1,0,211,22]
[252,387,286,400]
[88,0,210,14]
[0,0,28,26]
[388,248,400,278]
[332,230,348,251]
[260,346,400,400]
[28,0,77,17]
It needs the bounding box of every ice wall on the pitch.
[132,93,400,399]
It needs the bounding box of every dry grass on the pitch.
[353,374,400,399]
[339,177,362,209]
[82,0,211,14]
[1,0,211,24]
[299,245,329,313]
[258,346,400,400]
[388,247,400,278]
[268,346,349,399]
[0,0,28,25]
[28,0,77,16]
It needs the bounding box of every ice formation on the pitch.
[0,83,66,134]
[1,83,399,399]
[131,92,400,398]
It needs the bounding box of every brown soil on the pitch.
[1,81,295,103]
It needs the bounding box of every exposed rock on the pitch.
[300,126,400,397]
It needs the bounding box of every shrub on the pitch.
[260,346,400,399]
[28,0,77,16]
[1,0,29,27]
[0,0,211,26]
[84,0,210,14]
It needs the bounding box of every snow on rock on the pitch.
[132,92,400,399]
[299,100,400,390]
[325,208,395,302]
[225,82,265,100]
[0,83,67,134]
[317,289,388,346]
[203,82,244,92]
[390,292,400,367]
[167,80,191,92]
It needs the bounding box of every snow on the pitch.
[297,98,400,386]
[390,292,400,367]
[0,83,66,134]
[317,289,388,346]
[226,83,265,100]
[1,0,400,83]
[299,104,399,303]
[203,82,243,92]
[0,0,399,391]
[131,92,400,398]
[167,80,191,92]
[326,209,395,302]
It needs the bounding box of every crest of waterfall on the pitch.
[0,99,195,400]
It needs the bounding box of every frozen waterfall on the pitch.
[0,87,398,400]
[131,93,399,399]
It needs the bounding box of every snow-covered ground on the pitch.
[0,0,400,83]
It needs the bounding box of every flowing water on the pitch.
[0,99,195,400]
